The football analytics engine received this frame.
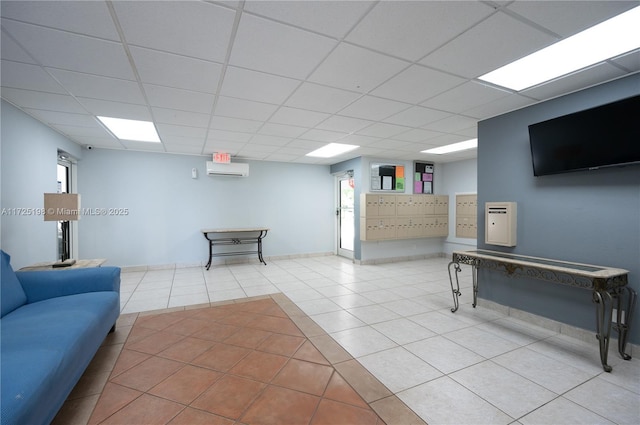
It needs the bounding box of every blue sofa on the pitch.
[1,250,120,425]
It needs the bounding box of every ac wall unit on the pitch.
[206,161,249,177]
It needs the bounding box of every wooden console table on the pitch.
[448,249,636,372]
[201,228,269,270]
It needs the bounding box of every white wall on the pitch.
[77,148,335,267]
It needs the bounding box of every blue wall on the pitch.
[1,101,335,268]
[477,74,640,343]
[76,149,335,267]
[1,101,83,268]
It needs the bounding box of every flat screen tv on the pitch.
[528,95,640,176]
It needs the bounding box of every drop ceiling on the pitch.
[1,1,638,165]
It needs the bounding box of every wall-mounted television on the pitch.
[528,95,640,176]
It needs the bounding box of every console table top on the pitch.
[452,249,628,279]
[201,227,269,234]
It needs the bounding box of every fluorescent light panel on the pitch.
[479,6,640,91]
[306,143,359,158]
[422,139,477,155]
[97,116,161,143]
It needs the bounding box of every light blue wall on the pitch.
[1,101,83,268]
[76,148,335,267]
[477,74,640,343]
[441,158,478,254]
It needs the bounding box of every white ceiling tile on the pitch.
[507,1,637,37]
[112,1,235,62]
[339,96,410,121]
[230,13,336,79]
[0,30,37,63]
[161,136,204,147]
[243,1,373,38]
[420,81,510,114]
[285,82,360,113]
[300,128,346,143]
[152,107,211,128]
[421,12,558,79]
[1,1,119,40]
[24,109,97,127]
[156,124,207,139]
[372,65,467,104]
[53,124,113,139]
[143,84,214,114]
[129,47,222,93]
[423,115,477,134]
[269,106,329,128]
[215,96,278,122]
[207,129,253,143]
[316,115,373,133]
[393,128,444,143]
[346,1,493,61]
[258,122,308,138]
[1,60,66,93]
[209,116,262,133]
[48,69,145,104]
[383,106,452,127]
[339,134,382,146]
[77,98,152,121]
[0,88,86,113]
[221,66,300,104]
[308,43,409,93]
[1,19,134,80]
[356,123,411,139]
[249,134,292,146]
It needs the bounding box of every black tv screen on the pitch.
[528,95,640,176]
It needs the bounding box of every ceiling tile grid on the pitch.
[1,0,638,165]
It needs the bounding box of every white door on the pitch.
[337,176,354,259]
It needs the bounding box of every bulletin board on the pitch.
[370,163,405,192]
[414,162,434,194]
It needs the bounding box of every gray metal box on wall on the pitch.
[485,202,517,247]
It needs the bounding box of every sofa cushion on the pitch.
[1,250,27,318]
[1,291,120,425]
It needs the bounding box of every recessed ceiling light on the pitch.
[479,6,640,91]
[422,139,477,155]
[97,116,161,143]
[306,143,359,158]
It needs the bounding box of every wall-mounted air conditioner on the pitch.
[206,161,249,177]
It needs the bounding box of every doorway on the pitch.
[337,174,355,259]
[57,155,72,261]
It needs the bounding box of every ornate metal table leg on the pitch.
[593,289,614,372]
[448,261,462,313]
[471,264,478,308]
[205,238,213,270]
[257,233,267,265]
[614,287,636,361]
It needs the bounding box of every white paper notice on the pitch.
[382,176,392,190]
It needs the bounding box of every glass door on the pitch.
[57,158,71,261]
[337,175,354,259]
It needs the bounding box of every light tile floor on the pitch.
[116,255,639,425]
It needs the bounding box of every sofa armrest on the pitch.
[16,267,121,304]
